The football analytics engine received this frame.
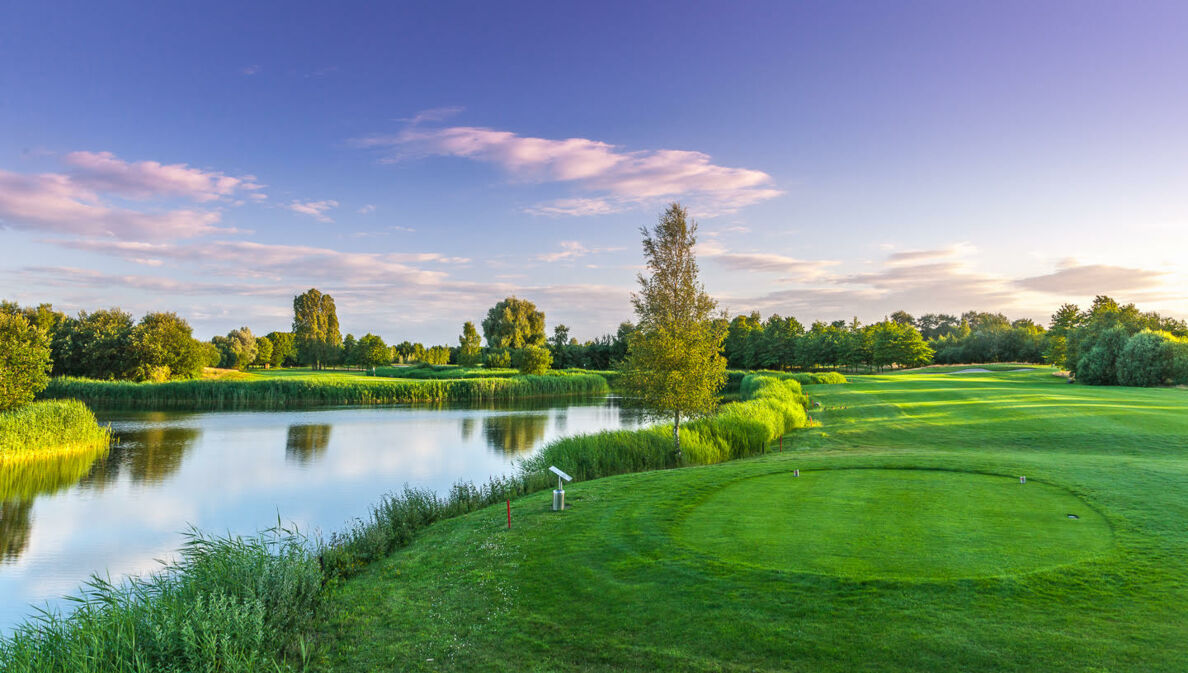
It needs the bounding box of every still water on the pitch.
[0,395,644,632]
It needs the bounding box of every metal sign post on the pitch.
[549,465,572,511]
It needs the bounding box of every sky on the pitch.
[1,1,1186,342]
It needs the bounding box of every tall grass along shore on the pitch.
[0,373,827,670]
[0,399,110,459]
[38,372,610,410]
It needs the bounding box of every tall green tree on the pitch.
[619,204,727,458]
[0,312,51,410]
[458,321,482,366]
[292,288,341,369]
[481,297,546,349]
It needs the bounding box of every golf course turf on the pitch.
[317,369,1188,672]
[678,468,1112,580]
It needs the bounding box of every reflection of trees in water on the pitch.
[82,413,201,488]
[285,424,332,464]
[0,442,110,564]
[483,413,549,455]
[459,417,476,442]
[0,499,33,564]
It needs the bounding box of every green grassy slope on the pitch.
[317,370,1188,672]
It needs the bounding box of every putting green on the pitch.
[678,469,1112,579]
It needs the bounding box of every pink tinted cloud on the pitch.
[64,151,264,202]
[354,125,782,216]
[0,169,226,239]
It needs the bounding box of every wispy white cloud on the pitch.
[240,65,260,76]
[696,238,839,282]
[536,241,623,263]
[49,239,470,286]
[1017,263,1169,294]
[525,197,623,217]
[286,200,338,223]
[356,204,376,214]
[0,151,265,240]
[63,151,264,202]
[0,169,230,239]
[353,124,782,216]
[398,106,465,125]
[884,242,976,266]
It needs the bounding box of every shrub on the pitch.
[518,345,553,375]
[1076,326,1129,385]
[484,349,512,368]
[0,313,51,411]
[1116,330,1176,387]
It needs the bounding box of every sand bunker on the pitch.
[949,368,992,374]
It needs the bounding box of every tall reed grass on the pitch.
[0,400,110,459]
[522,373,812,481]
[40,373,609,410]
[0,526,322,673]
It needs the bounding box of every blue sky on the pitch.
[2,1,1186,342]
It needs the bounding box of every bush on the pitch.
[518,345,552,375]
[0,313,51,411]
[1116,331,1176,387]
[485,349,512,368]
[1076,326,1129,385]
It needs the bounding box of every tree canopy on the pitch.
[481,297,546,349]
[293,288,341,369]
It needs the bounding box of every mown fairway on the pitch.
[318,370,1188,672]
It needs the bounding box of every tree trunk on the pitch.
[673,411,682,462]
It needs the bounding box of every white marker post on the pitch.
[549,465,572,511]
[794,469,800,477]
[1020,475,1026,484]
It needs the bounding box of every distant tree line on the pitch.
[720,312,933,371]
[5,289,1185,391]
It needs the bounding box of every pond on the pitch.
[0,395,645,633]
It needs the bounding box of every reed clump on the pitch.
[0,526,322,673]
[40,373,609,410]
[0,400,110,459]
[523,373,812,481]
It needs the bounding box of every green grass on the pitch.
[38,372,610,409]
[679,468,1111,579]
[315,369,1188,672]
[0,400,110,460]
